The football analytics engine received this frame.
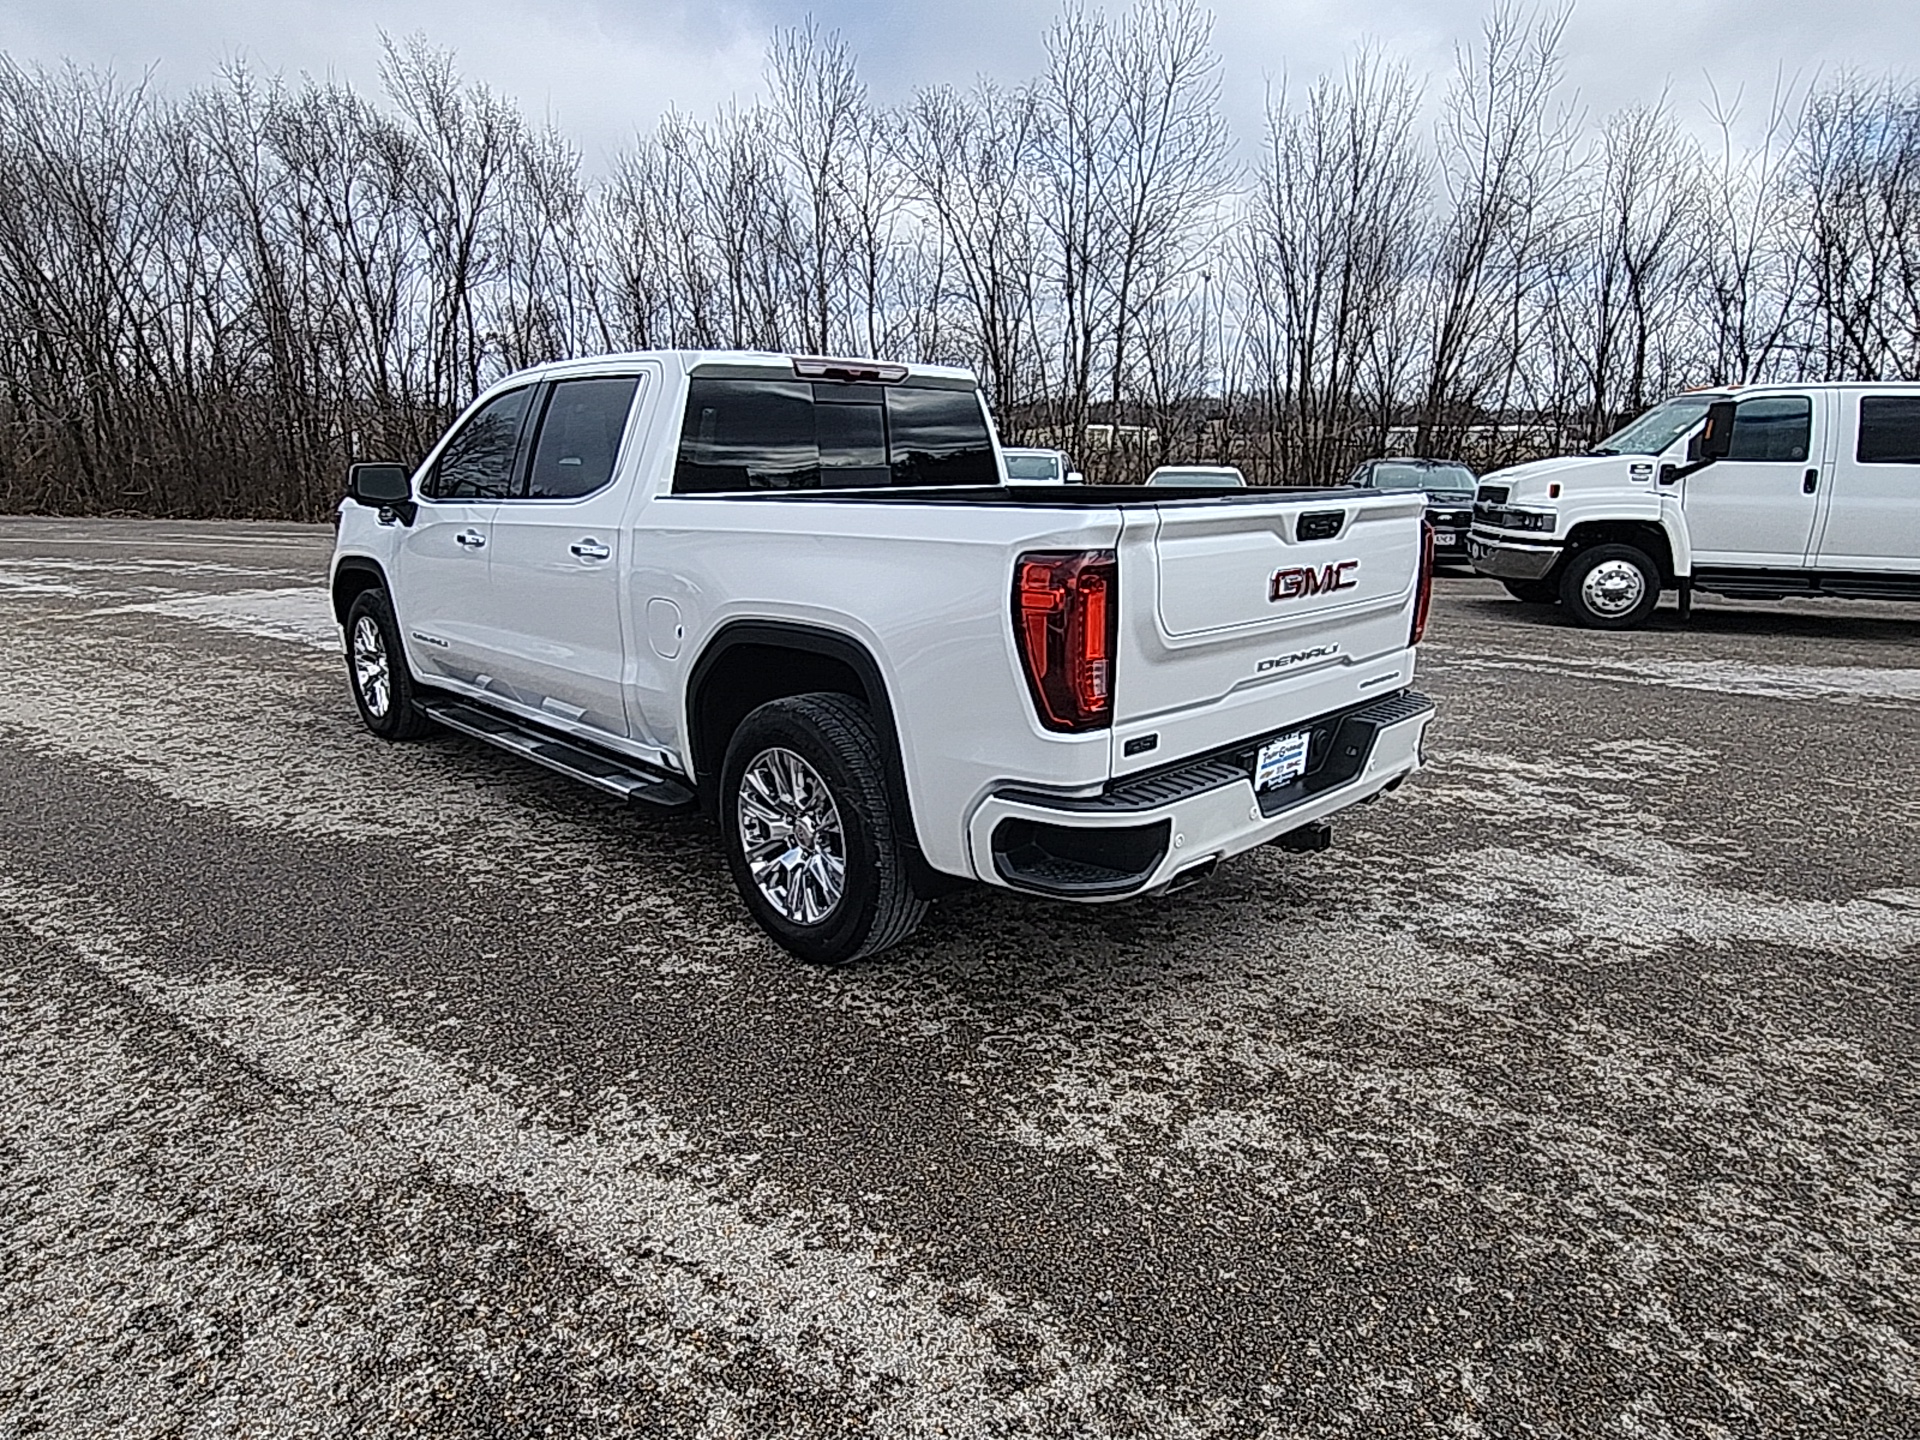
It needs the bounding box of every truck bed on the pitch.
[661,483,1361,506]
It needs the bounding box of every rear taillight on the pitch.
[1411,519,1435,645]
[1013,550,1117,731]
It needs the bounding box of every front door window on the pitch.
[425,387,533,500]
[1725,397,1811,462]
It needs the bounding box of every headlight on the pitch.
[1474,505,1556,533]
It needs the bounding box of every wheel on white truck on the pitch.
[1559,544,1660,630]
[720,693,928,965]
[344,588,434,740]
[1502,578,1559,605]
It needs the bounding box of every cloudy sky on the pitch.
[4,0,1916,164]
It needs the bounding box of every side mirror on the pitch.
[349,463,411,506]
[1688,400,1737,464]
[1065,470,1085,486]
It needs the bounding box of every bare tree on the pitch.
[1095,0,1232,415]
[1800,73,1920,379]
[382,34,520,410]
[1415,2,1578,455]
[1560,100,1702,437]
[4,9,1920,519]
[897,81,1046,413]
[768,24,866,355]
[1697,75,1810,383]
[1242,52,1427,484]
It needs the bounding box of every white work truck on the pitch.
[331,351,1436,962]
[1468,383,1920,627]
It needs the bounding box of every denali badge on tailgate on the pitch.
[1257,643,1339,674]
[1270,560,1358,602]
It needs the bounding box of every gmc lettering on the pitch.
[1270,560,1359,602]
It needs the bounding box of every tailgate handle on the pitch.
[1297,511,1346,542]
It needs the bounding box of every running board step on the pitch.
[420,700,696,809]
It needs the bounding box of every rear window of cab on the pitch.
[672,378,998,493]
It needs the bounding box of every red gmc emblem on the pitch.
[1270,560,1359,602]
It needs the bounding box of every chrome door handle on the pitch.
[455,529,486,549]
[1803,468,1819,494]
[570,539,611,561]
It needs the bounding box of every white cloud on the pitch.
[3,0,1916,163]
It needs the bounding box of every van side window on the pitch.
[424,386,532,500]
[1725,397,1811,463]
[523,376,641,499]
[1857,396,1920,464]
[673,378,996,493]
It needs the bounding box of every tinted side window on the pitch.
[672,378,996,493]
[885,386,997,487]
[426,387,532,500]
[524,376,640,499]
[1726,396,1811,462]
[676,380,817,492]
[1857,396,1920,464]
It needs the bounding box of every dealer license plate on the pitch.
[1254,730,1310,792]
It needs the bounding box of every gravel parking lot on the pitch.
[1,516,1914,1438]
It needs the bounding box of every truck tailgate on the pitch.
[1111,490,1425,777]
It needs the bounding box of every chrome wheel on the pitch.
[351,614,391,718]
[1581,558,1646,618]
[737,746,847,925]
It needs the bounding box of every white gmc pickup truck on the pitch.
[331,351,1437,962]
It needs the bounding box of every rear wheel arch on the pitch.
[684,623,944,888]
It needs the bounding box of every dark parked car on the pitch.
[1347,458,1477,564]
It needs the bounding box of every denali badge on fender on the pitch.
[1270,560,1358,602]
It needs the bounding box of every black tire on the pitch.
[1559,544,1661,630]
[1502,578,1560,605]
[344,588,434,740]
[720,693,927,965]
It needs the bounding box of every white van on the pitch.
[1001,447,1084,485]
[1468,384,1920,627]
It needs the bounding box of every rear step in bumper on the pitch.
[420,699,696,809]
[974,690,1433,900]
